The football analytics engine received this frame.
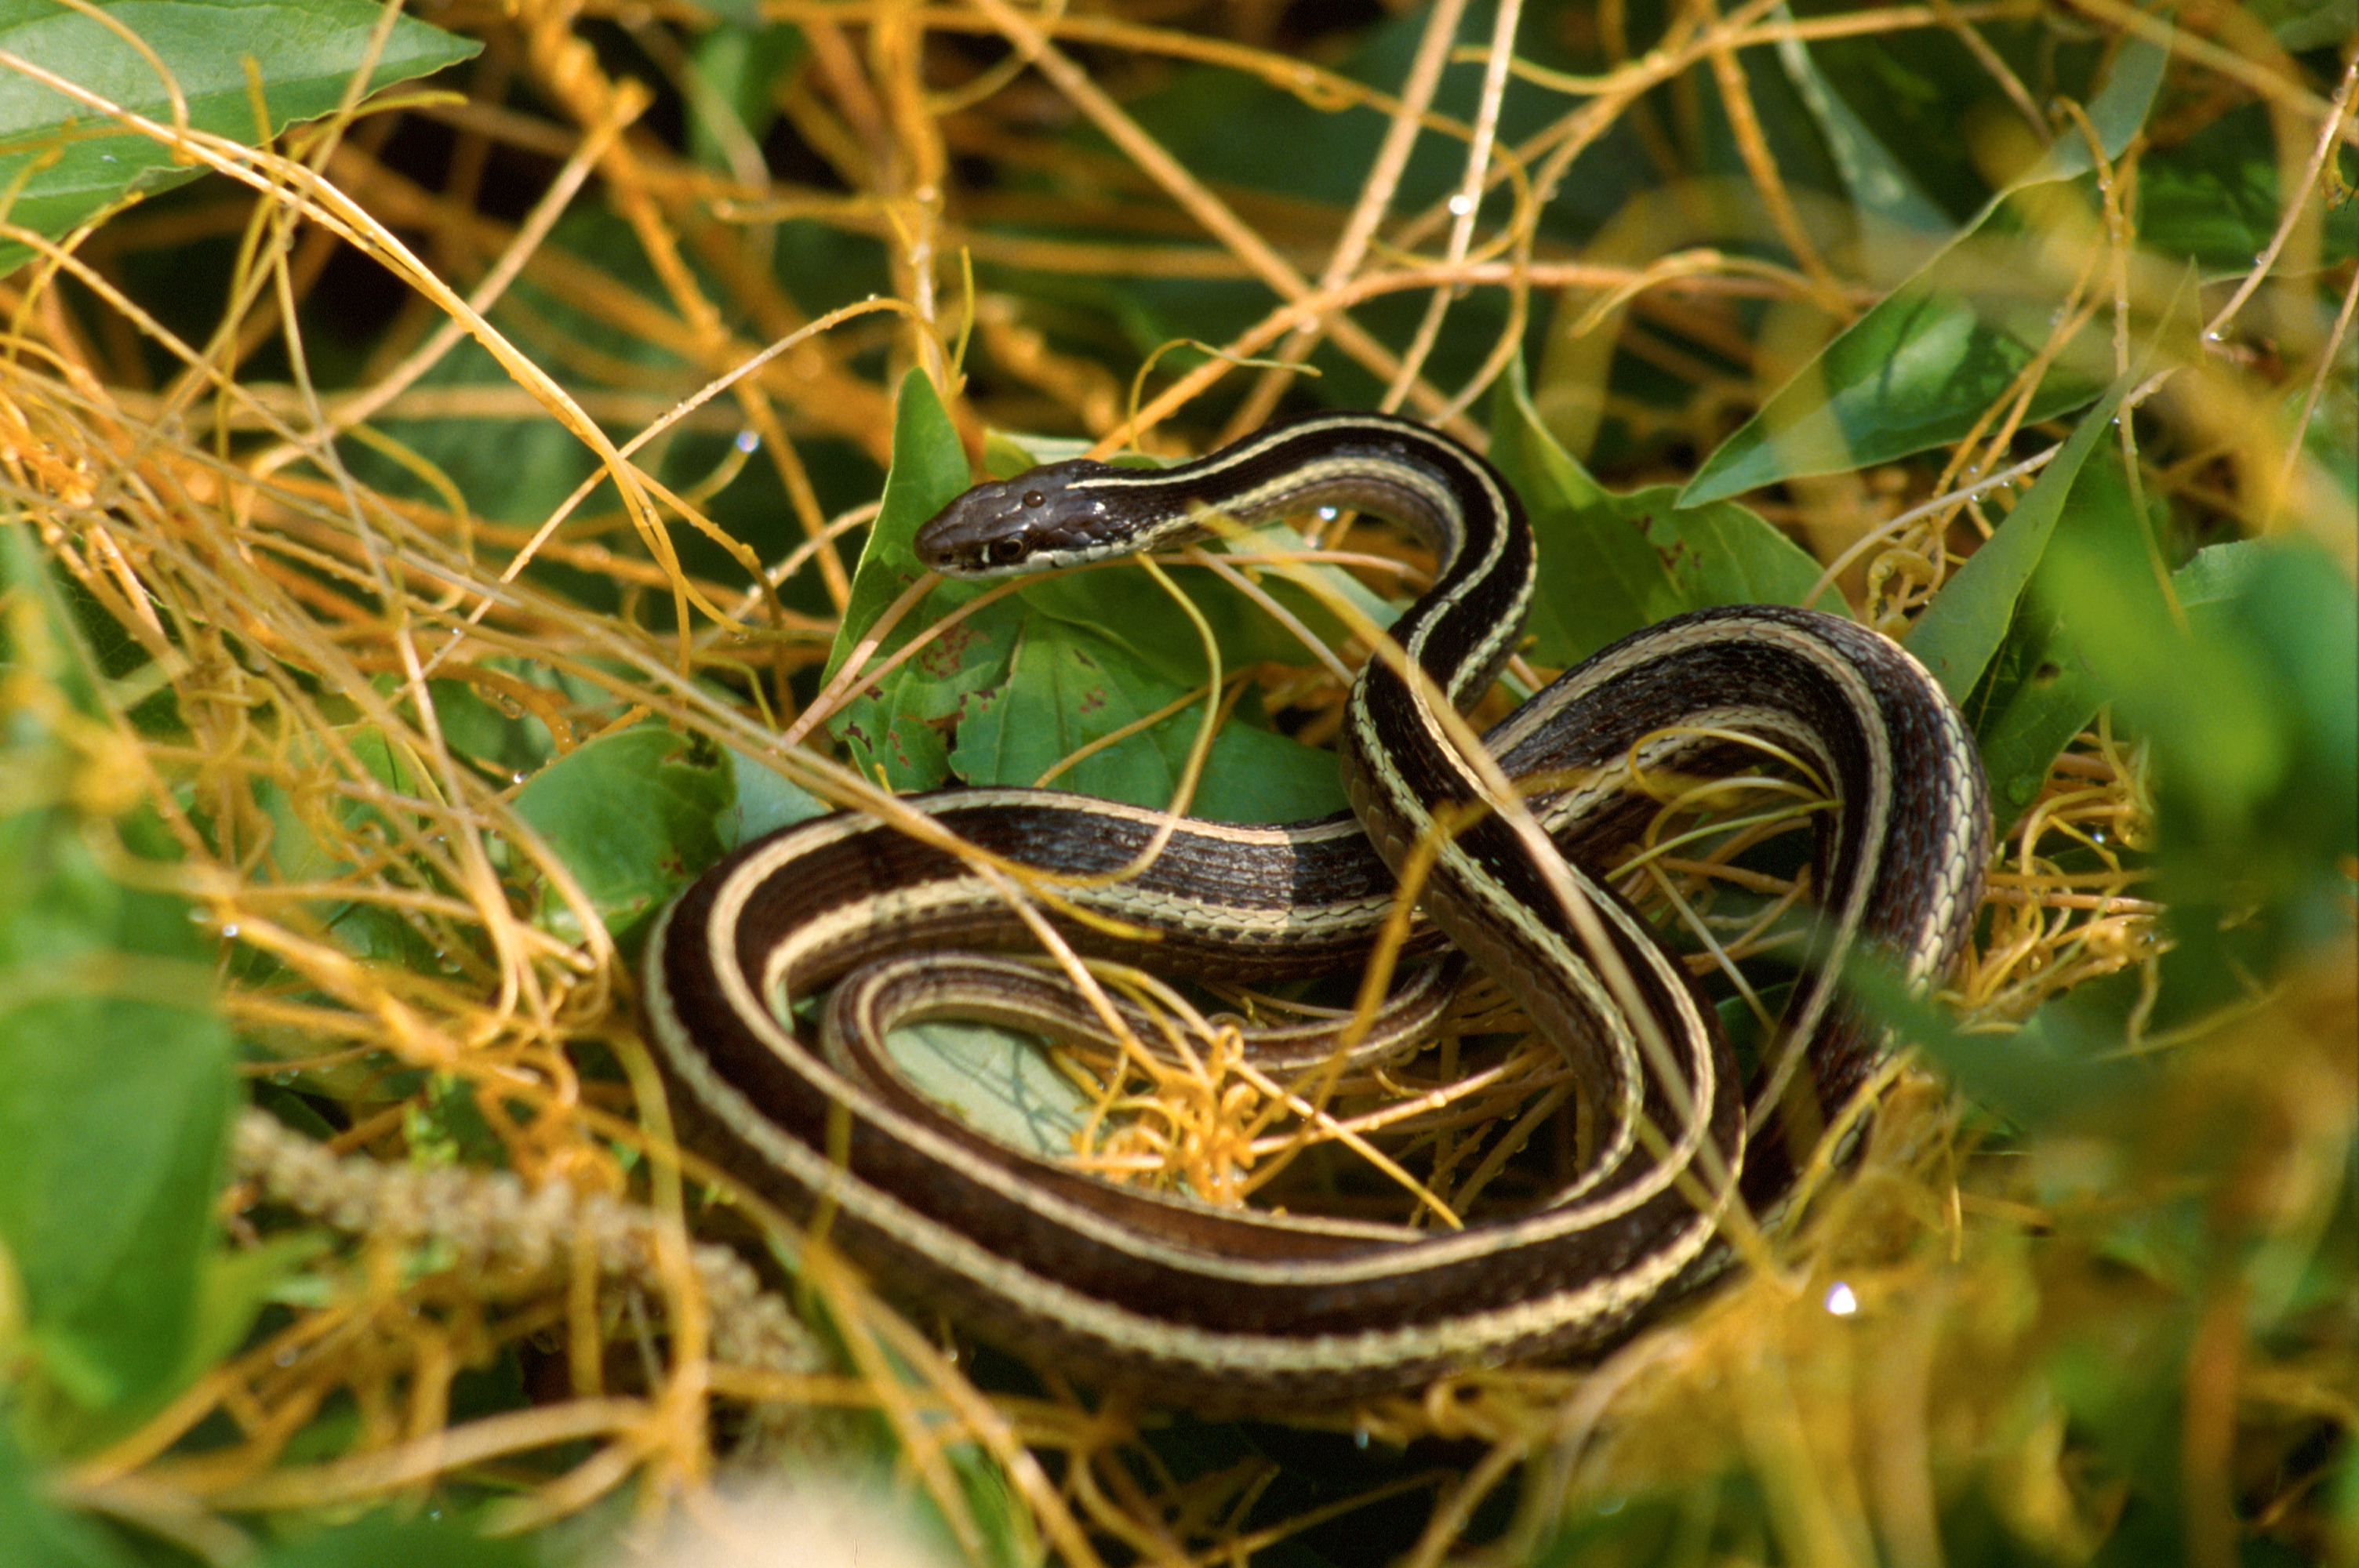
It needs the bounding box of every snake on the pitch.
[640,409,1990,1403]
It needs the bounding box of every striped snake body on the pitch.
[642,411,1989,1402]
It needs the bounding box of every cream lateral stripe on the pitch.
[643,411,1991,1400]
[696,845,1722,1276]
[646,907,1725,1377]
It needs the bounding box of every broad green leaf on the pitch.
[0,816,234,1419]
[1771,4,1950,248]
[233,727,449,974]
[2163,542,2356,901]
[723,746,830,848]
[839,415,1368,809]
[508,726,734,939]
[950,618,1197,800]
[2071,27,2170,171]
[423,676,558,780]
[2139,103,2359,274]
[2037,530,2354,1012]
[1188,720,1349,823]
[826,368,998,790]
[1769,20,2053,228]
[979,430,1383,679]
[982,429,1107,477]
[836,602,1021,792]
[2245,0,2358,49]
[0,1424,136,1568]
[1012,551,1351,688]
[0,525,234,1434]
[1492,359,1845,664]
[1681,34,2166,504]
[1966,595,2104,828]
[2168,538,2268,606]
[687,20,802,169]
[881,1019,1093,1160]
[1903,376,2130,702]
[251,1509,540,1568]
[1972,520,2270,826]
[1845,955,2135,1131]
[0,0,478,275]
[826,368,975,677]
[948,616,1343,821]
[170,1230,333,1400]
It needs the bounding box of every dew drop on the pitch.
[1824,1280,1859,1316]
[1447,193,1474,217]
[1316,506,1339,521]
[735,428,761,454]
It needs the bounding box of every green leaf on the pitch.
[0,0,478,276]
[880,1019,1094,1160]
[2037,529,2355,1005]
[687,21,803,167]
[508,727,733,940]
[832,413,1364,811]
[2243,0,2359,49]
[1903,376,2131,703]
[252,1509,540,1568]
[0,528,234,1435]
[2172,545,2356,889]
[949,618,1187,799]
[834,597,1021,793]
[0,1423,136,1568]
[2138,103,2359,274]
[1011,546,1353,688]
[1768,24,2032,228]
[1492,358,1846,664]
[1770,4,1951,247]
[722,746,831,848]
[0,840,234,1416]
[1681,266,2107,506]
[1681,34,2166,505]
[1187,720,1349,824]
[173,1228,333,1391]
[826,369,998,790]
[2072,28,2170,169]
[948,616,1344,821]
[1846,956,2135,1131]
[826,368,976,681]
[1972,503,2274,827]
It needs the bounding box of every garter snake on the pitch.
[641,411,1989,1402]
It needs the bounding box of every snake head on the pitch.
[914,458,1125,577]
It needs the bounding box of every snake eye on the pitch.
[985,539,1024,565]
[1022,490,1045,508]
